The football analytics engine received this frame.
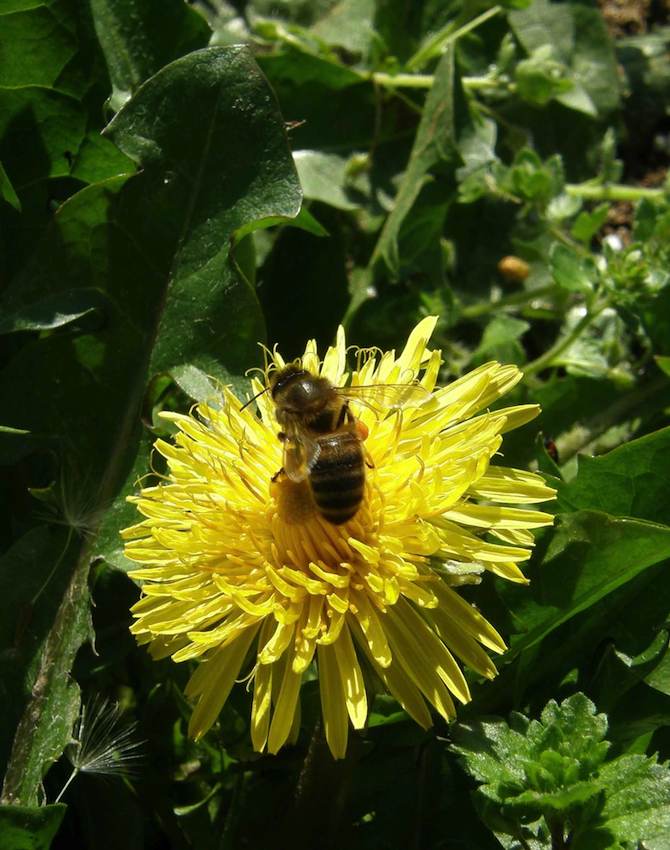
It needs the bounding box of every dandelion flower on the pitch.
[123,317,555,758]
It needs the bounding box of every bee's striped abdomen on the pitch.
[310,432,365,524]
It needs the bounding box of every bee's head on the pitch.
[271,365,331,413]
[270,365,309,400]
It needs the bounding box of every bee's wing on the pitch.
[282,426,321,483]
[336,382,430,412]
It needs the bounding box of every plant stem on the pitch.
[371,71,513,93]
[565,183,667,203]
[371,72,434,89]
[524,307,603,378]
[281,722,361,850]
[406,6,502,71]
[461,284,557,319]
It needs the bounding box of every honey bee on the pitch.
[263,365,428,525]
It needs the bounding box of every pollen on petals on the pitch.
[123,317,556,758]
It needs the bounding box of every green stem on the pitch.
[371,71,513,93]
[524,306,604,378]
[406,5,502,71]
[371,72,434,89]
[461,284,557,319]
[463,75,514,93]
[565,183,667,203]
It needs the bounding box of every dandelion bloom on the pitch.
[123,317,555,758]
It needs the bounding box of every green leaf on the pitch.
[515,45,576,108]
[258,47,364,91]
[89,0,211,111]
[371,47,463,278]
[0,528,92,806]
[575,755,670,850]
[0,803,66,850]
[555,427,670,524]
[454,694,670,848]
[550,243,594,293]
[69,132,134,184]
[474,315,529,363]
[104,46,301,377]
[504,511,670,659]
[293,149,369,211]
[510,0,619,116]
[0,161,20,211]
[571,203,609,244]
[0,3,76,88]
[453,695,608,829]
[170,363,221,404]
[0,289,109,335]
[0,88,86,186]
[309,0,376,58]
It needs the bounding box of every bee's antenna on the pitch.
[240,385,269,411]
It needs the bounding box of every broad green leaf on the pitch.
[474,315,529,364]
[0,289,109,335]
[510,0,619,116]
[89,0,211,111]
[0,528,92,807]
[0,803,66,850]
[104,46,301,377]
[455,694,670,849]
[0,3,76,88]
[170,363,221,404]
[644,644,670,697]
[555,427,670,524]
[0,88,85,186]
[0,529,70,779]
[550,243,594,294]
[477,555,670,719]
[258,47,363,90]
[69,132,134,184]
[0,0,130,280]
[575,755,670,850]
[514,46,577,109]
[0,162,20,211]
[504,511,670,659]
[571,203,609,244]
[293,149,369,211]
[310,0,376,58]
[371,47,463,278]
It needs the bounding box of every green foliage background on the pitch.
[1,0,670,848]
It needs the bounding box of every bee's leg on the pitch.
[271,432,288,481]
[363,446,375,469]
[337,403,351,429]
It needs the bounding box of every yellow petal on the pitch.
[383,609,456,721]
[333,623,367,729]
[251,622,274,751]
[318,643,348,759]
[187,625,259,739]
[268,646,302,754]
